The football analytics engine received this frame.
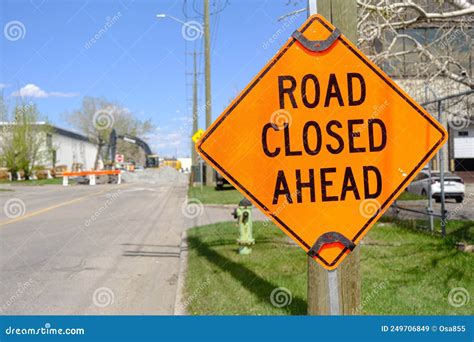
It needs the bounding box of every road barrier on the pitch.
[62,170,122,186]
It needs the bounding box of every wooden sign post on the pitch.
[307,0,360,316]
[195,0,447,315]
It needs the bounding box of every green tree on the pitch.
[0,98,51,180]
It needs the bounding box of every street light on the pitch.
[155,12,202,180]
[155,13,187,26]
[156,13,203,30]
[156,13,203,40]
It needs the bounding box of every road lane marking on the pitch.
[0,185,129,228]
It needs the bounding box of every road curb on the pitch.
[203,203,236,209]
[173,231,188,315]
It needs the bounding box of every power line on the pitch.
[183,0,229,132]
[211,0,222,47]
[191,0,229,17]
[183,0,200,19]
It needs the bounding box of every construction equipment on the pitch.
[108,129,159,168]
[162,158,182,171]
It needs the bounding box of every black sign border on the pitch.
[197,16,447,267]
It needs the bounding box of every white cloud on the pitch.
[0,83,7,89]
[12,84,48,97]
[49,91,80,97]
[146,127,190,158]
[11,84,79,98]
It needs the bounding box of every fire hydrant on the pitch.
[232,198,254,255]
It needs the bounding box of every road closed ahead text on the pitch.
[262,72,387,205]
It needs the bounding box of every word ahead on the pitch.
[196,15,447,270]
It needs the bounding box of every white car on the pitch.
[406,171,465,203]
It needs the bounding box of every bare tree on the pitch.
[357,0,473,173]
[357,0,473,92]
[66,96,153,168]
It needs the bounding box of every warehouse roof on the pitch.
[0,122,96,144]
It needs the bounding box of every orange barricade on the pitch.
[62,170,121,186]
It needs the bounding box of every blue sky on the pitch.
[0,0,307,157]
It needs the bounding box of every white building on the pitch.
[178,157,192,172]
[0,122,99,171]
[396,79,474,172]
[453,125,474,171]
[47,125,99,171]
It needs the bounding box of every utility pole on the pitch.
[192,51,198,167]
[438,101,447,237]
[204,0,214,186]
[307,0,361,315]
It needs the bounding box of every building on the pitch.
[453,124,474,171]
[0,122,99,172]
[372,4,474,173]
[395,79,474,172]
[46,124,99,171]
[178,157,192,173]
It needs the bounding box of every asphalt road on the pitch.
[392,183,474,221]
[0,172,187,315]
[1,173,472,315]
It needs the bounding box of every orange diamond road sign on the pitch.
[195,15,447,270]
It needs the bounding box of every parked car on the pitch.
[406,171,465,203]
[215,170,233,190]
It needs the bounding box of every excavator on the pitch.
[107,129,159,168]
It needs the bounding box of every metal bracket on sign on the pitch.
[292,28,341,52]
[307,231,355,258]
